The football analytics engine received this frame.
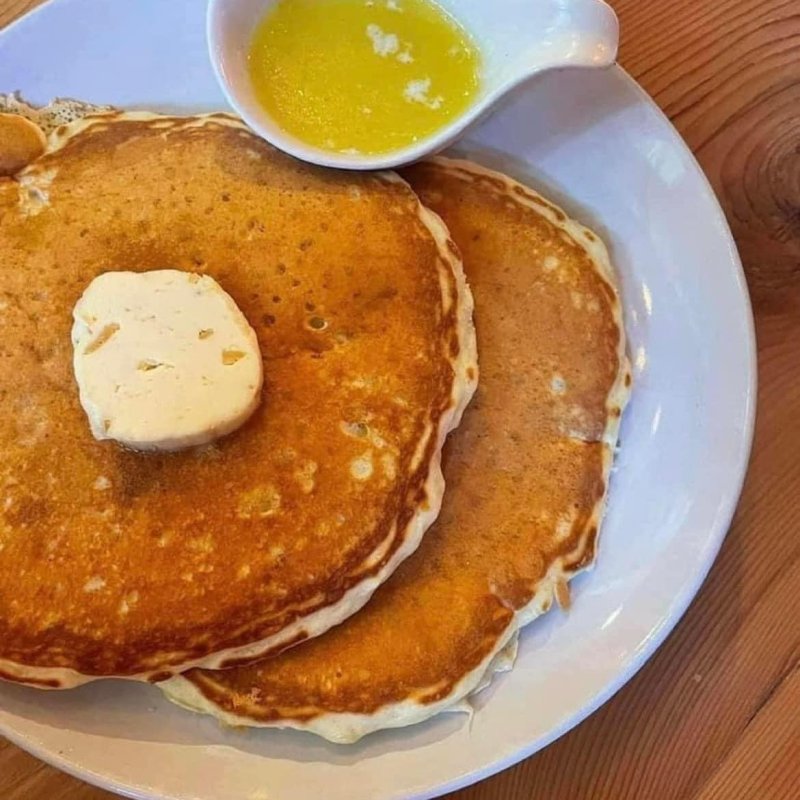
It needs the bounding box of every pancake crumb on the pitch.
[554,578,571,610]
[17,168,58,216]
[222,348,246,365]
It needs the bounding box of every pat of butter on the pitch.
[72,270,263,452]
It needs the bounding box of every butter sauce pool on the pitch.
[247,0,482,155]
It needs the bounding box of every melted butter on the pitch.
[248,0,482,155]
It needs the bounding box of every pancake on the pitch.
[0,93,113,134]
[0,113,47,176]
[0,116,476,687]
[162,157,631,742]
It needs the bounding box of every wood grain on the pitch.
[1,1,798,798]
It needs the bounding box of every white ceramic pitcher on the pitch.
[207,0,619,169]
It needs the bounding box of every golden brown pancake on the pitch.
[162,157,631,742]
[0,113,46,176]
[0,117,476,688]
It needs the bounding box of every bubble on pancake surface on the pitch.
[293,460,318,494]
[350,453,374,481]
[237,484,282,519]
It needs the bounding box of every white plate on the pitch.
[0,2,756,799]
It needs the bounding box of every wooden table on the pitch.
[2,0,798,797]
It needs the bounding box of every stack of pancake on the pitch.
[0,98,629,741]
